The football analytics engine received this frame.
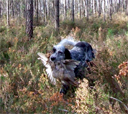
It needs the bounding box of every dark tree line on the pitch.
[0,0,128,38]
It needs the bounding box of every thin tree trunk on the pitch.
[126,0,128,15]
[92,0,95,15]
[43,0,47,22]
[26,0,33,38]
[51,0,55,20]
[67,0,70,9]
[123,0,126,11]
[118,0,121,12]
[72,0,74,22]
[0,1,2,18]
[7,0,9,26]
[80,6,81,19]
[48,1,50,20]
[11,0,14,18]
[85,0,89,21]
[55,0,59,31]
[64,0,67,19]
[98,0,101,17]
[79,0,82,19]
[18,0,21,18]
[103,0,106,22]
[109,0,112,20]
[36,0,39,24]
[22,0,26,18]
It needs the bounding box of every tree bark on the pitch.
[48,1,50,20]
[26,0,33,38]
[103,0,106,22]
[36,0,39,24]
[67,0,70,9]
[11,0,14,18]
[6,0,10,26]
[85,0,89,21]
[79,0,82,19]
[64,0,67,19]
[55,0,59,31]
[109,0,112,20]
[0,1,2,18]
[117,0,121,12]
[92,0,96,15]
[126,0,128,15]
[71,0,74,22]
[21,0,26,18]
[98,0,101,17]
[44,0,47,22]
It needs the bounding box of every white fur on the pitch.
[58,36,78,46]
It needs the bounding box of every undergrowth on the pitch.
[0,12,128,113]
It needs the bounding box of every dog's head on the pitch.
[85,43,95,62]
[50,45,71,62]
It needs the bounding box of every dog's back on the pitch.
[70,41,95,62]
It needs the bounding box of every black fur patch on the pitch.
[52,47,56,53]
[75,41,95,60]
[64,48,72,59]
[75,42,88,48]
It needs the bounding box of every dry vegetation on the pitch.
[0,12,128,113]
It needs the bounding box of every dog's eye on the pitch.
[53,48,56,52]
[58,51,63,55]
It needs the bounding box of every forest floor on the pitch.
[0,12,128,113]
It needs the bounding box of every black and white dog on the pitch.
[50,37,95,94]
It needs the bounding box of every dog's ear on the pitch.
[86,44,95,62]
[64,48,72,59]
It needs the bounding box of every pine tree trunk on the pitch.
[51,0,55,20]
[21,0,26,18]
[92,0,95,15]
[103,0,106,22]
[18,1,21,18]
[67,0,70,9]
[109,0,112,20]
[43,0,47,22]
[26,0,33,38]
[55,0,59,31]
[10,0,14,18]
[72,0,74,22]
[79,0,82,19]
[7,0,9,26]
[64,0,67,19]
[85,0,89,21]
[48,1,50,20]
[126,0,128,15]
[98,0,101,17]
[117,0,121,12]
[36,0,39,24]
[0,1,2,18]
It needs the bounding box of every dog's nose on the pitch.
[51,57,56,61]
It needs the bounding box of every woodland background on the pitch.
[0,0,128,113]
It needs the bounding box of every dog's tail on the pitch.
[58,36,78,46]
